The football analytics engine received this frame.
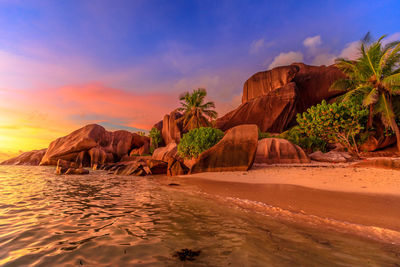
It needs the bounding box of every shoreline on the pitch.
[159,165,400,244]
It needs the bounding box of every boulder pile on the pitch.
[40,124,150,167]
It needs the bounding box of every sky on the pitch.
[0,0,400,160]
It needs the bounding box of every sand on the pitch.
[161,164,400,234]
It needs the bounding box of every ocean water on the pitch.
[0,166,399,266]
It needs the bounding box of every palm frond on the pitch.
[375,94,394,128]
[329,79,355,92]
[382,73,400,87]
[339,85,371,103]
[363,88,379,106]
[362,32,372,44]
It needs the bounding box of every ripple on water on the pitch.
[0,165,400,266]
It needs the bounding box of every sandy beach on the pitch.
[161,164,400,235]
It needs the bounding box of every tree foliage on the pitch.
[177,127,224,159]
[149,127,162,154]
[177,88,218,132]
[296,100,368,155]
[330,33,400,151]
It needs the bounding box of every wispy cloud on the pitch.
[303,35,322,49]
[268,51,304,69]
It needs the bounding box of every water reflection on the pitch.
[0,166,399,266]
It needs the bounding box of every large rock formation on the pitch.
[220,63,345,133]
[152,142,178,162]
[216,83,298,132]
[162,110,183,145]
[0,149,47,165]
[190,124,258,173]
[40,124,150,166]
[242,65,299,103]
[292,63,346,113]
[255,138,310,164]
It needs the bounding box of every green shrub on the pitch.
[280,126,328,153]
[258,129,273,140]
[178,127,224,158]
[296,100,368,155]
[149,128,162,154]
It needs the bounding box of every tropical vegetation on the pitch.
[330,33,400,151]
[296,100,368,155]
[177,88,218,132]
[178,127,224,158]
[149,127,162,154]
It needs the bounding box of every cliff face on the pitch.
[218,63,345,133]
[242,65,299,103]
[216,82,299,132]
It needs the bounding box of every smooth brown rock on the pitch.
[242,65,299,103]
[88,146,107,169]
[219,63,345,133]
[130,143,150,156]
[0,149,47,166]
[146,159,168,174]
[152,142,178,162]
[153,120,163,132]
[113,159,167,176]
[352,158,400,170]
[167,158,189,176]
[255,138,310,164]
[162,110,183,145]
[41,124,106,166]
[64,168,89,175]
[309,151,352,163]
[216,83,298,132]
[291,63,345,113]
[40,124,150,166]
[190,124,258,173]
[56,159,81,175]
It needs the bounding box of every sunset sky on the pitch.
[1,0,400,160]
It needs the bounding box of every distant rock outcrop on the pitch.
[216,82,298,132]
[40,124,150,167]
[219,63,345,133]
[0,149,47,166]
[255,138,310,164]
[190,124,258,173]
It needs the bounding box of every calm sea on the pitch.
[0,166,399,266]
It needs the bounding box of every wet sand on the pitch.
[161,165,400,233]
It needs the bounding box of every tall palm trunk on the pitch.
[390,116,400,152]
[388,100,400,152]
[367,105,374,128]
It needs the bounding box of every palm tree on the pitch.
[330,33,400,151]
[177,88,218,132]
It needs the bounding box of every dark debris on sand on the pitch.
[173,248,201,261]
